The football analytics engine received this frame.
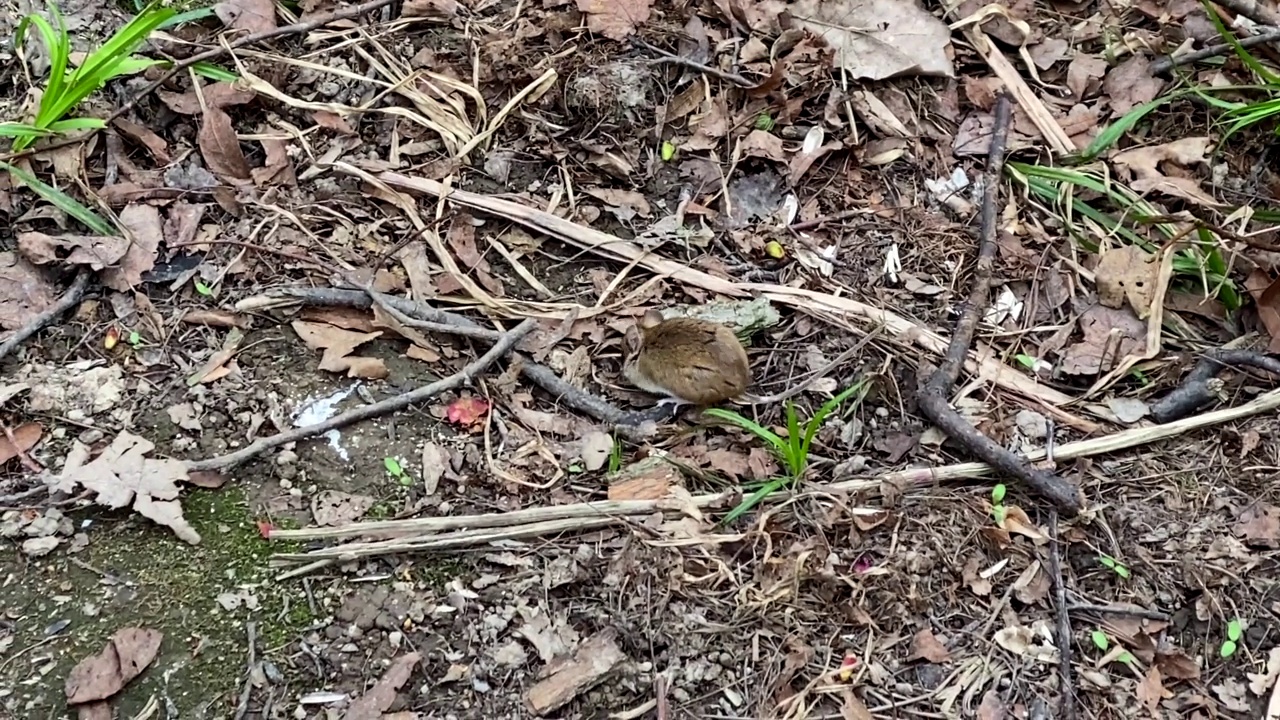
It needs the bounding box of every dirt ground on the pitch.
[4,0,1280,718]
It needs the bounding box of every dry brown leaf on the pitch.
[1104,54,1163,115]
[291,320,388,379]
[1095,245,1159,318]
[52,432,201,544]
[789,0,954,80]
[182,309,251,329]
[66,627,163,705]
[575,0,653,40]
[0,252,57,330]
[1235,503,1280,546]
[583,188,652,219]
[1066,55,1107,100]
[112,118,170,163]
[215,0,277,33]
[1246,270,1280,353]
[1112,137,1219,208]
[1060,305,1146,376]
[17,232,130,270]
[198,107,251,181]
[312,110,356,135]
[1156,646,1201,681]
[741,129,787,162]
[909,628,951,663]
[101,204,163,292]
[401,0,457,17]
[1001,505,1048,543]
[251,138,296,187]
[1136,666,1169,716]
[343,653,421,720]
[838,687,873,720]
[158,82,256,115]
[311,490,375,526]
[0,422,42,465]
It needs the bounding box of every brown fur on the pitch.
[624,316,751,405]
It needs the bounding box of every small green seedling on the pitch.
[706,380,867,524]
[384,457,410,485]
[128,330,142,347]
[660,140,677,161]
[1097,554,1131,579]
[990,483,1008,525]
[607,437,623,474]
[1221,618,1244,658]
[754,114,775,131]
[1091,630,1109,651]
[194,280,214,296]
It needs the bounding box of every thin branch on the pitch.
[185,318,536,472]
[631,38,756,88]
[1150,348,1280,422]
[1047,512,1077,720]
[1066,603,1170,622]
[0,269,92,364]
[915,93,1082,515]
[1151,27,1280,74]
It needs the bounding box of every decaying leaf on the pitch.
[789,0,954,80]
[909,628,951,663]
[51,432,201,544]
[102,204,164,292]
[344,652,421,720]
[0,251,59,330]
[1059,305,1147,376]
[0,422,43,465]
[311,490,375,526]
[291,321,389,379]
[1095,245,1158,318]
[198,107,252,182]
[575,0,654,40]
[1235,503,1280,547]
[66,627,163,705]
[18,232,130,270]
[215,0,277,33]
[1112,137,1219,208]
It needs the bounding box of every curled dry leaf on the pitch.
[291,320,388,379]
[789,0,953,80]
[909,628,951,663]
[0,422,43,465]
[1112,137,1220,208]
[18,232,130,270]
[1060,305,1147,376]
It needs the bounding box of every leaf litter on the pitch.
[2,0,1280,716]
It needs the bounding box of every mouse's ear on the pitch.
[639,309,665,329]
[623,324,642,354]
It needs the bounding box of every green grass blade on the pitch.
[54,4,174,121]
[800,381,866,458]
[1203,0,1280,85]
[0,162,117,235]
[1080,95,1175,161]
[784,402,803,472]
[158,5,217,29]
[190,61,239,82]
[46,117,106,132]
[721,477,790,525]
[702,408,786,449]
[0,122,53,139]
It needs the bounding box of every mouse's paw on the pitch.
[656,397,688,410]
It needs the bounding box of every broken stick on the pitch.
[185,318,537,472]
[915,93,1083,516]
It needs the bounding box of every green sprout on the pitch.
[705,380,867,524]
[1097,554,1131,579]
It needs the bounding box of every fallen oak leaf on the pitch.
[198,106,252,182]
[0,422,43,465]
[576,0,653,40]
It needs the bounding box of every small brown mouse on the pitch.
[623,310,752,407]
[623,309,872,408]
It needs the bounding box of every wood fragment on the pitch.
[525,630,626,716]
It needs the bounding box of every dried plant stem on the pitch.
[185,318,535,472]
[1047,513,1077,720]
[0,269,91,364]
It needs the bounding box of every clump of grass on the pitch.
[704,380,868,524]
[3,1,175,150]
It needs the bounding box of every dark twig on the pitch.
[0,0,398,163]
[1150,349,1280,422]
[1066,603,1170,622]
[1151,27,1280,74]
[0,269,92,364]
[789,208,867,232]
[232,621,257,720]
[186,318,536,472]
[277,286,671,434]
[915,93,1082,515]
[631,38,756,88]
[1047,512,1077,720]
